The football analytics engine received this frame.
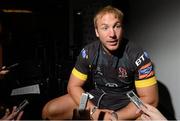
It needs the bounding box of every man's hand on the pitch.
[89,108,101,120]
[90,108,114,120]
[103,111,118,121]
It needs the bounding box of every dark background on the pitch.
[0,0,176,120]
[0,0,129,119]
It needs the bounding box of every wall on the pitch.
[127,0,180,119]
[0,23,2,67]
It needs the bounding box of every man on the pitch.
[42,5,159,120]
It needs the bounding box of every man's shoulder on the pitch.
[124,39,137,48]
[124,39,143,53]
[81,41,100,64]
[82,41,100,55]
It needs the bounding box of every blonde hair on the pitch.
[93,5,124,28]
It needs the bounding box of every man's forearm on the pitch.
[116,102,141,120]
[67,86,85,105]
[116,96,158,120]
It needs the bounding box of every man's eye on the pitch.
[115,25,122,28]
[101,26,108,30]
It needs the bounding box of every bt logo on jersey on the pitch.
[135,54,145,66]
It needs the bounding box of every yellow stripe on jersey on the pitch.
[72,68,87,81]
[135,76,157,88]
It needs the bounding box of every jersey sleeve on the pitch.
[127,42,157,88]
[72,47,90,81]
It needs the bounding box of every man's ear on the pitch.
[95,28,99,37]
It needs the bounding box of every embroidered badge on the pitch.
[118,67,128,78]
[81,48,88,59]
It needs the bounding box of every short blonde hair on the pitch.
[93,5,124,28]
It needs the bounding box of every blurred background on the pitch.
[0,0,179,120]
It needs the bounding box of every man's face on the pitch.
[95,13,123,54]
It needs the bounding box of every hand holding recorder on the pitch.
[72,93,90,120]
[140,103,167,121]
[0,66,9,75]
[0,106,23,121]
[0,99,29,121]
[0,63,19,75]
[127,90,167,121]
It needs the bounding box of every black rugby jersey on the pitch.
[72,39,157,110]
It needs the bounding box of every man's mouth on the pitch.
[107,40,118,45]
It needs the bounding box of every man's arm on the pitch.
[67,73,86,105]
[67,73,95,109]
[115,84,159,120]
[67,73,110,120]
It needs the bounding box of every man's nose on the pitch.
[109,28,116,38]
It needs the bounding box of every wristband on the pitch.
[111,111,118,121]
[90,106,98,115]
